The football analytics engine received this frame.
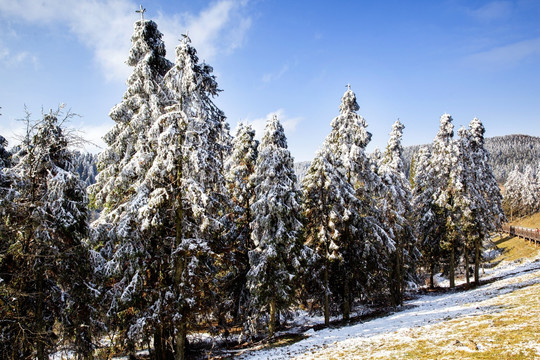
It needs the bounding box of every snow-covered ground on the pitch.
[236,255,540,359]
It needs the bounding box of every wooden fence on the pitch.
[501,223,540,247]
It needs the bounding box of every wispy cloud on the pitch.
[465,1,513,22]
[0,0,252,82]
[0,39,39,68]
[262,64,290,83]
[158,0,251,61]
[464,37,540,69]
[238,109,303,140]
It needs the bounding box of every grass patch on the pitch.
[304,282,540,359]
[510,212,540,228]
[491,234,540,263]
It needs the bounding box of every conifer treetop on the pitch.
[261,114,288,149]
[339,86,360,114]
[382,119,405,173]
[469,117,485,146]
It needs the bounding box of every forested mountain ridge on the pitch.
[401,134,540,184]
[74,134,539,186]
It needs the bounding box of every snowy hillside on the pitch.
[236,254,540,359]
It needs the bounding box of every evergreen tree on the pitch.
[412,146,442,288]
[247,115,304,337]
[521,165,537,216]
[431,113,459,288]
[302,144,359,325]
[90,23,230,358]
[222,123,259,326]
[323,87,391,316]
[379,120,418,305]
[503,166,522,220]
[149,33,231,359]
[0,112,94,360]
[467,118,505,284]
[87,18,173,357]
[451,127,479,285]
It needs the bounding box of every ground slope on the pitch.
[238,234,540,359]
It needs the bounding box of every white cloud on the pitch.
[466,1,513,22]
[465,37,540,68]
[0,0,252,82]
[0,40,39,68]
[239,109,303,140]
[157,0,252,62]
[262,64,289,83]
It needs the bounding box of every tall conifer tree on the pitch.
[379,120,417,305]
[1,112,93,359]
[247,115,304,337]
[88,17,174,357]
[323,87,391,317]
[223,123,259,325]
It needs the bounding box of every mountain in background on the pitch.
[64,134,539,186]
[296,134,540,184]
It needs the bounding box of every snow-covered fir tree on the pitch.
[315,87,391,318]
[502,166,523,220]
[0,112,94,359]
[90,19,231,357]
[378,120,418,305]
[222,123,259,325]
[247,115,304,337]
[147,32,231,358]
[467,118,504,284]
[431,113,460,288]
[521,165,538,216]
[411,146,442,288]
[302,144,359,325]
[450,127,480,285]
[87,18,174,358]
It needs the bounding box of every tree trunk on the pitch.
[174,131,187,360]
[465,250,470,285]
[474,238,480,286]
[394,238,403,305]
[323,265,329,326]
[154,324,164,360]
[449,244,455,288]
[268,298,277,337]
[430,262,435,289]
[343,274,350,321]
[36,267,46,360]
[174,317,187,360]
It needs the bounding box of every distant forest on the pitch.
[295,134,540,184]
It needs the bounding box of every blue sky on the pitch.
[1,0,539,161]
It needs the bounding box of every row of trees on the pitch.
[0,17,503,360]
[411,116,505,288]
[503,164,540,219]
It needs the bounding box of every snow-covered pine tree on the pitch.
[521,165,538,216]
[502,166,523,219]
[323,87,391,316]
[378,120,418,305]
[302,144,359,325]
[87,17,173,357]
[468,118,505,284]
[247,115,304,337]
[142,33,232,358]
[431,113,460,288]
[222,123,259,325]
[0,112,94,359]
[451,127,480,285]
[411,146,442,288]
